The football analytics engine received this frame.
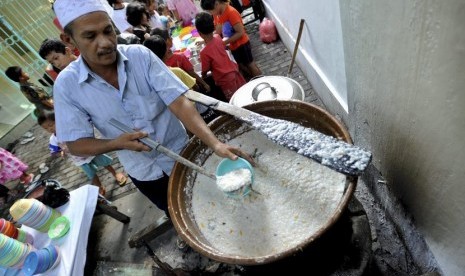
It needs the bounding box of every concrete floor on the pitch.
[0,14,441,276]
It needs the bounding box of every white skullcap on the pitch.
[54,0,113,29]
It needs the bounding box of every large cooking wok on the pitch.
[168,100,357,265]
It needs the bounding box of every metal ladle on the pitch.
[109,119,252,197]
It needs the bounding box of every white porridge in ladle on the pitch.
[190,129,347,258]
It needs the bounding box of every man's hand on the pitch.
[212,142,256,166]
[112,132,152,152]
[67,132,152,157]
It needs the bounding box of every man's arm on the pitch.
[168,95,252,163]
[66,132,151,157]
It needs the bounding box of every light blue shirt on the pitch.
[54,44,189,181]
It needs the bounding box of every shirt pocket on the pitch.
[132,94,166,122]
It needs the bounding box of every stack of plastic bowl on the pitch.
[0,233,34,269]
[0,218,33,245]
[9,198,61,233]
[22,245,60,275]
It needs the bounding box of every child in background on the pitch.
[39,38,77,71]
[144,35,198,90]
[195,12,246,100]
[126,2,152,43]
[143,35,218,123]
[151,28,211,92]
[38,113,127,196]
[200,0,262,79]
[134,0,164,30]
[0,148,33,186]
[4,66,54,116]
[158,4,176,30]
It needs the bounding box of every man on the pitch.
[52,0,250,216]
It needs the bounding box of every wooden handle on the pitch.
[288,19,305,76]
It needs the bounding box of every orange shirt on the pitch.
[217,5,248,50]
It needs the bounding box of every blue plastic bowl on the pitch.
[22,251,38,276]
[216,157,254,198]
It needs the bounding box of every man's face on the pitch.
[45,49,75,70]
[64,12,117,70]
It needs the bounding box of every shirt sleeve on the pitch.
[226,6,243,26]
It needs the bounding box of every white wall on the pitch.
[339,1,465,274]
[264,0,465,274]
[263,0,348,113]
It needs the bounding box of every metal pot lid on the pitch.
[230,76,305,107]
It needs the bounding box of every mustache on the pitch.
[97,48,116,56]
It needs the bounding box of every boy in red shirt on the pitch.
[195,12,246,100]
[201,0,261,79]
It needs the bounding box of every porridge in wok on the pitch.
[189,129,346,258]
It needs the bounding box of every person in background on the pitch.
[143,35,217,123]
[165,0,199,26]
[0,148,34,193]
[52,0,251,217]
[200,0,261,79]
[126,2,151,43]
[4,66,54,117]
[144,35,199,91]
[107,0,132,33]
[195,12,245,100]
[106,0,141,44]
[134,0,164,30]
[39,38,77,71]
[158,3,176,30]
[151,28,210,92]
[38,113,127,196]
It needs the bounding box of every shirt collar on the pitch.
[77,48,129,84]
